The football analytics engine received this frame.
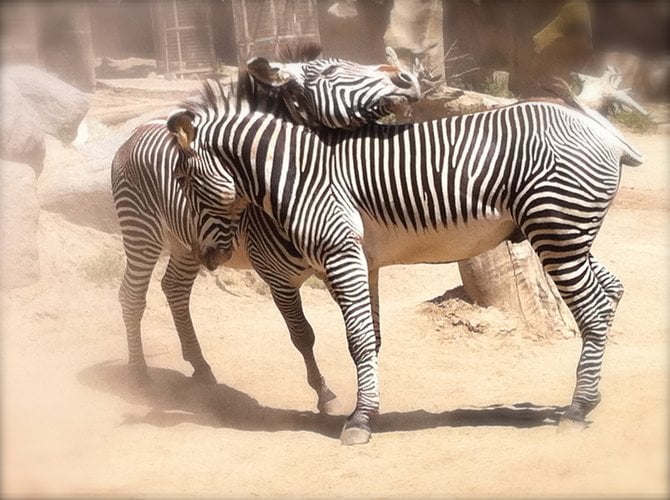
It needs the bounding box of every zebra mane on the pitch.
[278,41,322,63]
[178,75,291,127]
[181,79,237,120]
[182,42,324,126]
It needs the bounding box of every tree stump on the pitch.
[458,240,578,340]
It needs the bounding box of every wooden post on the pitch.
[37,1,96,91]
[458,240,577,340]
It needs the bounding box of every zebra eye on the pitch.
[322,65,338,77]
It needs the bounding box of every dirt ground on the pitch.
[1,113,668,496]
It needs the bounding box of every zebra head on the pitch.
[169,54,422,270]
[246,56,421,128]
[168,106,244,270]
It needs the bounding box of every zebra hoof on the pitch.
[557,408,587,434]
[192,366,218,385]
[557,418,587,434]
[340,422,371,446]
[318,396,342,416]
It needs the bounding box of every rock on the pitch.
[37,136,118,233]
[0,160,41,289]
[95,56,158,79]
[76,108,172,165]
[0,79,46,175]
[37,107,177,234]
[5,65,89,143]
[384,0,445,82]
[402,90,513,123]
[115,107,174,138]
[327,0,358,18]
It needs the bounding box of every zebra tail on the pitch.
[580,105,644,168]
[621,142,644,167]
[543,78,644,168]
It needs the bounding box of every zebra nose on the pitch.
[196,245,232,271]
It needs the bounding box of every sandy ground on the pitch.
[1,119,668,496]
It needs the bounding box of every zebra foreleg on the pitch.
[543,254,614,430]
[119,240,162,385]
[161,252,217,385]
[325,250,379,445]
[268,284,339,414]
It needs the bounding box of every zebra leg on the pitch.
[268,285,339,414]
[542,253,615,429]
[589,254,624,325]
[369,268,381,355]
[119,240,162,385]
[325,250,379,445]
[160,252,217,385]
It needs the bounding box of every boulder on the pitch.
[0,79,46,175]
[37,108,176,235]
[37,136,118,233]
[383,0,445,82]
[116,107,174,138]
[75,106,173,170]
[0,160,41,289]
[5,65,89,143]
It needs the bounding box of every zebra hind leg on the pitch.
[543,253,616,430]
[119,241,162,385]
[589,254,624,327]
[161,252,217,385]
[269,284,339,414]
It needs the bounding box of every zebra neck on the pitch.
[221,114,322,226]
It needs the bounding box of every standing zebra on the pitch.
[111,54,420,413]
[170,83,642,444]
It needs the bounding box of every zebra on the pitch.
[169,82,643,445]
[110,53,421,414]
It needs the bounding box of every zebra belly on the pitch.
[361,214,518,268]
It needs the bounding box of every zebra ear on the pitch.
[167,109,196,152]
[246,57,292,87]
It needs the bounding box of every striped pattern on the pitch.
[292,58,419,128]
[177,90,642,443]
[111,56,417,410]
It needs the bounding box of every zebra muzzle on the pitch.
[192,241,233,271]
[203,246,232,271]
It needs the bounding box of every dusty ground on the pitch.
[1,105,668,497]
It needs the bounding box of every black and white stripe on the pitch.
[176,88,642,444]
[111,56,419,412]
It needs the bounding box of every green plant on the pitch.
[611,109,658,134]
[481,77,515,99]
[80,247,124,286]
[376,113,397,125]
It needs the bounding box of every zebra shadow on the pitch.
[78,361,568,441]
